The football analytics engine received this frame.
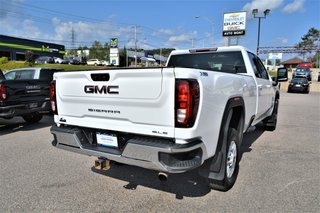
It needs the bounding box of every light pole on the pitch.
[195,16,214,47]
[252,9,270,55]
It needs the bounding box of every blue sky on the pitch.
[0,0,319,59]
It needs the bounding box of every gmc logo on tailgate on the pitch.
[84,85,119,94]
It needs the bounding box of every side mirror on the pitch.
[277,68,288,82]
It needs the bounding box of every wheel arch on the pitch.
[198,96,245,180]
[218,96,245,149]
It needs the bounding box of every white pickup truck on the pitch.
[50,46,287,191]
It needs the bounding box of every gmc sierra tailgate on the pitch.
[54,68,176,137]
[3,79,50,106]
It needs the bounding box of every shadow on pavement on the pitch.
[240,125,265,160]
[91,163,211,199]
[0,115,54,136]
[91,127,265,198]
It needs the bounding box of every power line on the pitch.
[259,46,320,54]
[2,2,216,49]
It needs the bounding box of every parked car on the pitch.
[35,56,54,64]
[53,57,64,64]
[87,59,101,66]
[287,77,310,93]
[1,68,63,123]
[100,60,109,66]
[292,67,312,81]
[73,59,83,65]
[60,59,70,64]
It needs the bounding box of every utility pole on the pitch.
[126,48,128,67]
[134,25,137,67]
[71,27,75,49]
[252,9,270,55]
[160,48,162,66]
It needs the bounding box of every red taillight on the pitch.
[0,83,6,102]
[175,79,199,127]
[50,81,57,114]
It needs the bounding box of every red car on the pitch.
[297,62,313,68]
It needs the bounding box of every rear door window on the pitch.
[5,69,35,80]
[248,52,269,80]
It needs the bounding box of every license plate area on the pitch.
[29,103,38,108]
[96,132,118,148]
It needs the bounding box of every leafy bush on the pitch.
[0,61,29,72]
[0,57,9,65]
[0,61,111,72]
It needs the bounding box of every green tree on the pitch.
[296,27,320,60]
[147,48,175,57]
[25,51,34,66]
[89,41,109,60]
[66,49,77,59]
[119,45,127,67]
[103,43,110,61]
[313,51,320,68]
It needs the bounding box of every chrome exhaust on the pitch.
[95,157,110,170]
[158,172,168,182]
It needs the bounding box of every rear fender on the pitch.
[199,97,245,180]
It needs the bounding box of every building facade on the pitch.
[0,35,65,61]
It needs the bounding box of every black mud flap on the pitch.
[198,146,226,181]
[198,108,233,181]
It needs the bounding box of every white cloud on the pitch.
[152,28,174,37]
[279,38,289,44]
[169,34,191,43]
[20,19,41,38]
[51,18,137,48]
[162,32,197,49]
[242,0,284,13]
[282,0,305,13]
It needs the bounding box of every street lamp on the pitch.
[252,9,270,55]
[195,16,214,47]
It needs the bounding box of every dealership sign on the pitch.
[268,53,283,60]
[223,12,247,37]
[110,38,118,48]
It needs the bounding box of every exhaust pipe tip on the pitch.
[95,157,110,171]
[158,172,168,182]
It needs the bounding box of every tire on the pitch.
[209,128,240,191]
[264,98,279,131]
[22,113,43,123]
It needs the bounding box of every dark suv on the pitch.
[292,67,312,81]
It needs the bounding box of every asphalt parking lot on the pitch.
[0,90,319,212]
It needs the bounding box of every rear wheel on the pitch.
[22,113,43,123]
[209,128,240,191]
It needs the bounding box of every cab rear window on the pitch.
[167,51,246,74]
